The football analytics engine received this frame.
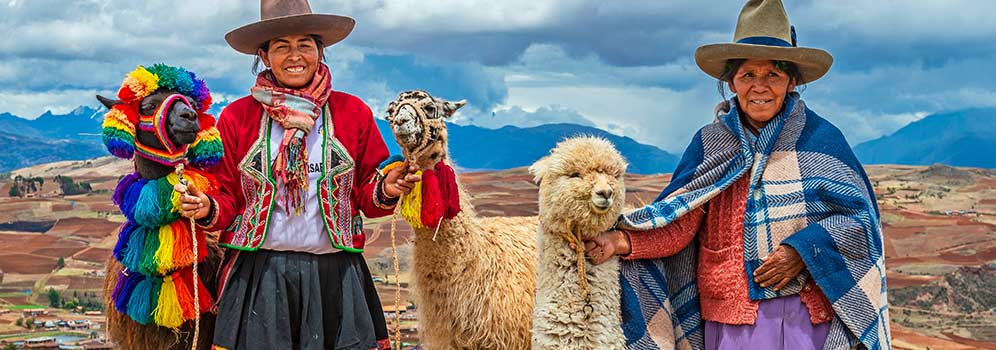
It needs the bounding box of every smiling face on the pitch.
[729,59,797,130]
[259,34,321,89]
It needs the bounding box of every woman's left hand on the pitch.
[753,245,805,291]
[382,163,422,198]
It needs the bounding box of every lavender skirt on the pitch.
[704,295,830,350]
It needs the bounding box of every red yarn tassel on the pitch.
[177,267,213,316]
[171,221,193,267]
[435,163,461,219]
[420,169,445,228]
[171,270,195,320]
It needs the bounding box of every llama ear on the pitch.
[96,95,123,110]
[442,100,467,118]
[385,101,398,122]
[529,155,552,185]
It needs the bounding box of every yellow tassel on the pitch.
[154,225,176,275]
[153,276,184,328]
[400,171,424,228]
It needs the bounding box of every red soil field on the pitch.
[0,253,57,274]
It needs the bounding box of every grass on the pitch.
[0,292,30,298]
[6,304,46,310]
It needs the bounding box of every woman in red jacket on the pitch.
[177,1,418,349]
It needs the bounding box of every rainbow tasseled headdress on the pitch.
[102,64,223,169]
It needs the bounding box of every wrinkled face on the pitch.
[729,59,796,130]
[385,90,466,170]
[259,34,321,89]
[136,89,200,149]
[531,137,628,238]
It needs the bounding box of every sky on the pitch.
[1,0,995,153]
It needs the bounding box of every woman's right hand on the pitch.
[175,182,211,220]
[582,229,631,265]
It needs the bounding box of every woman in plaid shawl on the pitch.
[584,1,890,349]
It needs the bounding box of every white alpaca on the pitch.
[530,136,628,350]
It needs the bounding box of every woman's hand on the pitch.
[382,163,422,198]
[753,245,805,291]
[175,182,211,220]
[581,229,631,265]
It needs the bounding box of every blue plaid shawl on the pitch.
[617,94,890,350]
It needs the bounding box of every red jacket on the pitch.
[201,92,394,252]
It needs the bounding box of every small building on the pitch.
[22,308,48,317]
[83,311,102,316]
[24,336,58,350]
[44,320,57,330]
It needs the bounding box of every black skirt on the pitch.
[212,250,388,350]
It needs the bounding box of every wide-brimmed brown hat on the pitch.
[226,0,355,55]
[694,0,832,84]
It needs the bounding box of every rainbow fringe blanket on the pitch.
[109,168,218,328]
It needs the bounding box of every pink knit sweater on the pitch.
[624,176,833,325]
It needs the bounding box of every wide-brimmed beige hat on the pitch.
[226,0,355,55]
[694,0,832,84]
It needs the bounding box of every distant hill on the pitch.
[0,106,679,174]
[0,107,105,172]
[375,120,679,174]
[854,108,996,168]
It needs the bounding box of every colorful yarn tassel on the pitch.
[119,178,148,221]
[188,127,224,169]
[121,226,147,272]
[154,224,176,275]
[420,169,445,228]
[114,271,143,314]
[113,173,141,206]
[138,227,161,276]
[153,276,184,328]
[178,267,213,314]
[400,171,425,228]
[170,220,194,268]
[127,276,154,325]
[436,163,462,219]
[172,270,195,320]
[113,222,137,262]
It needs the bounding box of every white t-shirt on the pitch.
[262,117,339,254]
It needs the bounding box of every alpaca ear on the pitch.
[442,100,467,118]
[97,94,123,110]
[529,155,552,185]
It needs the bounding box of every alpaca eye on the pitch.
[424,105,436,115]
[569,172,581,178]
[430,152,440,160]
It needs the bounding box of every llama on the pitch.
[384,90,539,349]
[97,64,224,350]
[384,91,628,349]
[529,136,628,349]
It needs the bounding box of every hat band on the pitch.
[736,36,792,47]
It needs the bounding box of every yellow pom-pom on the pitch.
[127,66,159,98]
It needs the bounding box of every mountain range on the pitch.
[0,106,991,174]
[853,108,996,168]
